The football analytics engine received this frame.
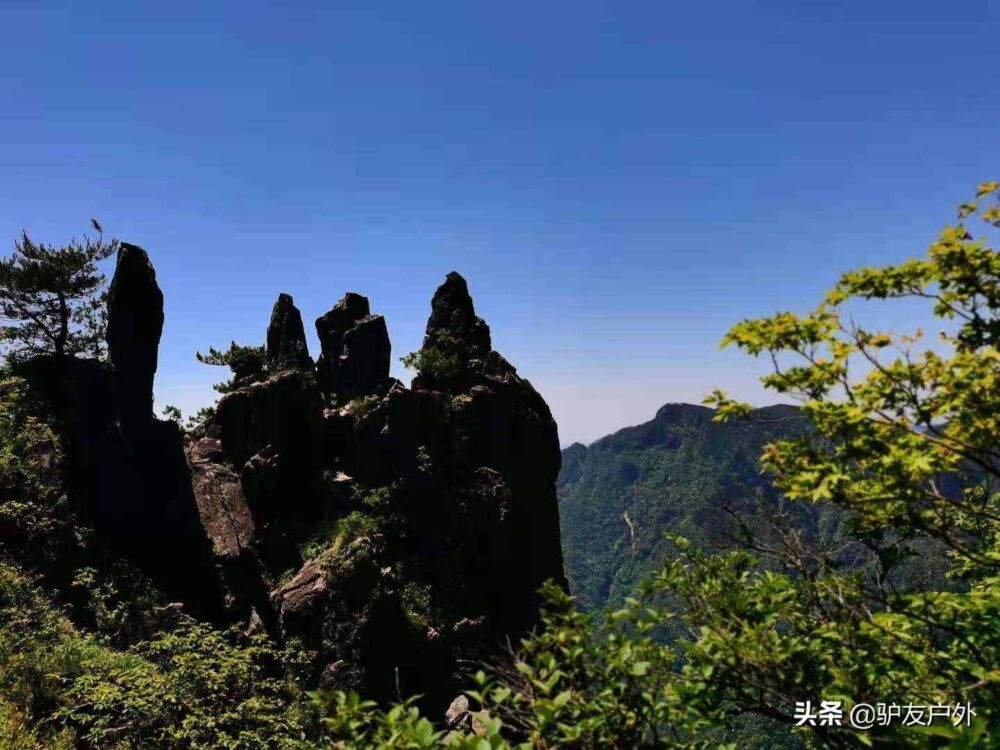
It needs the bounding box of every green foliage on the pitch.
[557,404,814,613]
[0,376,58,495]
[196,341,267,393]
[0,371,320,749]
[0,375,75,565]
[309,581,720,749]
[160,404,217,432]
[0,561,319,749]
[401,340,466,390]
[346,394,382,419]
[474,582,694,748]
[186,405,217,431]
[0,695,75,749]
[0,226,116,362]
[313,690,509,749]
[67,563,163,647]
[161,404,183,423]
[300,484,399,563]
[691,183,1000,746]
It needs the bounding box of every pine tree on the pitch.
[0,226,117,363]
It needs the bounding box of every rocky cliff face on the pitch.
[42,248,566,715]
[22,244,222,610]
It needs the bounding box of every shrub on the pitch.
[0,376,76,569]
[400,344,466,391]
[0,562,319,749]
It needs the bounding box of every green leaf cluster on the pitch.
[400,334,468,391]
[0,561,320,749]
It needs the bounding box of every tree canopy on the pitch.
[0,226,117,362]
[693,180,1000,746]
[195,341,267,393]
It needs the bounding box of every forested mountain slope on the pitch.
[558,403,812,612]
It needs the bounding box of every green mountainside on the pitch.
[558,402,956,618]
[558,403,815,612]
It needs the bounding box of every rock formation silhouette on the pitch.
[35,247,565,715]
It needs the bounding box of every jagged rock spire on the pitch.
[266,293,312,371]
[315,293,390,402]
[106,242,164,430]
[316,292,370,340]
[423,271,491,360]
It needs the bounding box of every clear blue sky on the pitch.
[1,1,997,445]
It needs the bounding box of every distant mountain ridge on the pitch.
[557,401,808,612]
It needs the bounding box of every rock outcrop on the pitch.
[215,369,324,472]
[98,246,221,607]
[289,271,568,706]
[24,243,222,612]
[186,429,270,618]
[412,272,566,632]
[266,293,312,371]
[316,292,369,378]
[315,293,391,402]
[23,250,566,716]
[270,558,330,638]
[187,432,257,560]
[423,271,491,361]
[105,243,164,431]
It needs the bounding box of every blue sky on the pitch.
[1,1,998,445]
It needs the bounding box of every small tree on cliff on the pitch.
[195,341,267,393]
[0,223,118,363]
